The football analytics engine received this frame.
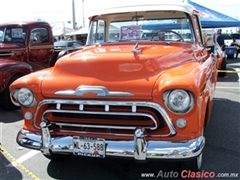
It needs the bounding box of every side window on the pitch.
[92,20,105,43]
[30,28,49,44]
[193,16,202,45]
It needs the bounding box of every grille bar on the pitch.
[43,109,158,130]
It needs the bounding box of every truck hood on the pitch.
[0,58,24,65]
[41,43,194,99]
[0,42,24,49]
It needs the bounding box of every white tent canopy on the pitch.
[65,27,89,36]
[51,22,76,36]
[52,27,76,36]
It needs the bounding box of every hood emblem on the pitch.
[55,85,134,97]
[132,43,146,53]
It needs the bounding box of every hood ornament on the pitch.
[55,85,134,97]
[132,43,147,53]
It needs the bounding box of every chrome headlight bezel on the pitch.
[163,89,195,114]
[11,88,37,108]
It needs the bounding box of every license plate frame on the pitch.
[73,136,105,158]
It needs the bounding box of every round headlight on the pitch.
[168,90,191,113]
[17,88,34,107]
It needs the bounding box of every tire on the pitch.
[181,153,203,172]
[181,129,204,172]
[0,75,20,110]
[218,57,227,77]
[43,154,56,160]
[227,54,234,59]
[43,153,67,160]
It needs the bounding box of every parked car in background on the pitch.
[11,1,222,172]
[0,21,83,110]
[231,33,240,42]
[223,33,240,59]
[54,40,84,59]
[223,33,232,47]
[223,33,240,47]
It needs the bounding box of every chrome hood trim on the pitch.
[55,85,134,97]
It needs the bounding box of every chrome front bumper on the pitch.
[17,127,205,160]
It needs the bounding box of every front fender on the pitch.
[0,59,33,92]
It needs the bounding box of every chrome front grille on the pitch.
[34,99,176,137]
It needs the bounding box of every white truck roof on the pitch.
[88,1,197,19]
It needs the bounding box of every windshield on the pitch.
[231,34,240,39]
[87,11,195,45]
[54,41,83,47]
[222,34,232,40]
[54,41,68,47]
[0,27,27,43]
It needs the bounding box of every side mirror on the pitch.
[204,37,212,46]
[203,37,214,54]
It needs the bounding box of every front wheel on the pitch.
[181,129,204,172]
[227,54,234,59]
[181,152,203,172]
[43,153,67,160]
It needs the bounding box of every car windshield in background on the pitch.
[54,41,83,47]
[87,11,195,45]
[0,27,26,43]
[0,28,3,42]
[54,41,68,47]
[231,34,240,39]
[222,34,232,40]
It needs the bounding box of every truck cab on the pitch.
[0,21,56,70]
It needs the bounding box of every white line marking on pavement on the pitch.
[236,68,240,84]
[217,87,240,89]
[7,150,40,167]
[0,122,2,143]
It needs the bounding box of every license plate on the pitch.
[73,136,105,158]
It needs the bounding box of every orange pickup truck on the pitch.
[0,21,83,109]
[10,1,224,171]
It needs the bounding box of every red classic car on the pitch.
[10,1,222,171]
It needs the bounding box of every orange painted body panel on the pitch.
[11,42,217,140]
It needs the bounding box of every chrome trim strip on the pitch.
[0,53,14,56]
[45,129,171,138]
[55,85,134,97]
[33,100,177,137]
[58,129,134,136]
[52,122,153,130]
[42,109,158,130]
[17,129,205,160]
